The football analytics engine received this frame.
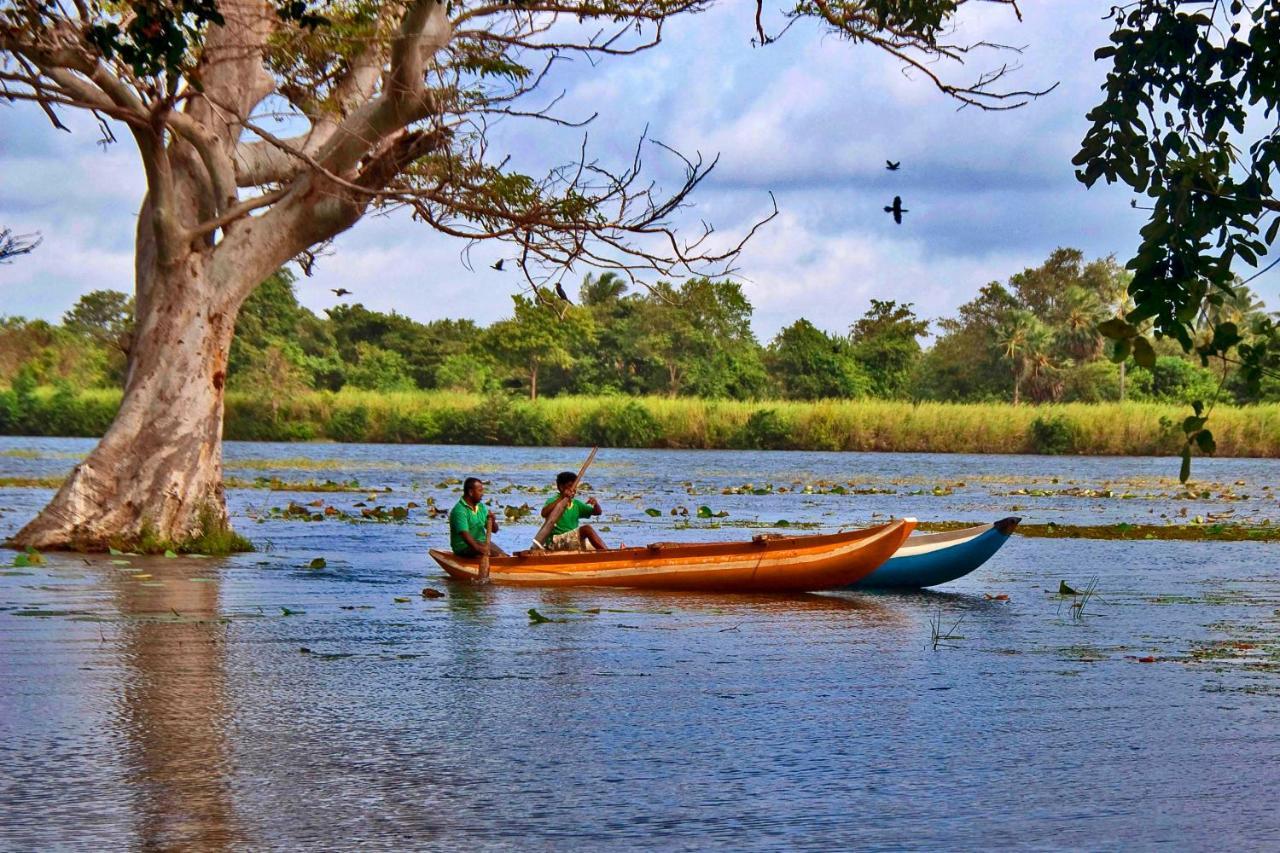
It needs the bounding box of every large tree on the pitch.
[1,0,1039,549]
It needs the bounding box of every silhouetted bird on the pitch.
[883,196,908,224]
[331,288,352,297]
[886,160,901,171]
[491,259,504,271]
[555,282,572,303]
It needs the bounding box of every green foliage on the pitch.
[735,408,792,450]
[1029,415,1076,455]
[1141,356,1221,405]
[1077,1,1280,470]
[326,404,369,442]
[637,278,766,399]
[345,343,416,391]
[767,319,871,400]
[487,295,595,400]
[849,300,928,398]
[578,400,660,447]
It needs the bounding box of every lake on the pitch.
[2,438,1278,848]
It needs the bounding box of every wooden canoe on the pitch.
[429,518,916,592]
[844,517,1020,590]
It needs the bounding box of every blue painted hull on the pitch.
[846,519,1018,590]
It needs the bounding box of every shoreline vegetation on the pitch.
[4,387,1280,457]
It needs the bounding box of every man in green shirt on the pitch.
[540,471,607,551]
[449,477,507,557]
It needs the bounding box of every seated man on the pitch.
[540,471,607,551]
[449,477,508,558]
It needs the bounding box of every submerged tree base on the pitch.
[6,505,254,556]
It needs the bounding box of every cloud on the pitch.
[1,3,1274,335]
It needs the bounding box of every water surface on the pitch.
[2,439,1278,848]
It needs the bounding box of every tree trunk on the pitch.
[529,361,539,401]
[1119,361,1126,402]
[13,255,239,551]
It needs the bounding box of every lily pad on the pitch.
[309,557,327,569]
[644,508,662,517]
[528,607,552,624]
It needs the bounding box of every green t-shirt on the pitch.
[449,499,490,555]
[542,495,593,539]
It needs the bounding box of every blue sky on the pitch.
[1,1,1274,339]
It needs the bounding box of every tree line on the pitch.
[1,247,1273,407]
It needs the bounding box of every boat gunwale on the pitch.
[431,518,914,572]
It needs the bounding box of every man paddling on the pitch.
[449,477,507,558]
[539,471,607,551]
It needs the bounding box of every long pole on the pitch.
[531,446,598,549]
[478,508,495,583]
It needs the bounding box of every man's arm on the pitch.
[585,497,603,516]
[459,530,485,553]
[541,495,569,519]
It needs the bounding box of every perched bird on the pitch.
[554,282,572,303]
[491,259,505,271]
[885,160,901,171]
[883,196,908,224]
[331,288,352,297]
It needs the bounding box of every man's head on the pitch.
[556,471,577,494]
[463,476,484,502]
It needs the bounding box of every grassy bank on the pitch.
[4,388,1280,456]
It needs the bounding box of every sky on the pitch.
[1,0,1275,340]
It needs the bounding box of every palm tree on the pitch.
[1056,285,1107,363]
[993,311,1054,404]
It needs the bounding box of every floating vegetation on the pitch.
[264,500,416,523]
[918,521,1280,542]
[308,557,327,569]
[503,503,533,521]
[12,548,44,568]
[225,476,372,492]
[0,476,64,488]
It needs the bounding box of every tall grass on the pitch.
[8,387,1280,456]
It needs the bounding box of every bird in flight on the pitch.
[885,160,901,171]
[331,288,352,297]
[555,282,572,303]
[883,196,908,224]
[491,259,505,271]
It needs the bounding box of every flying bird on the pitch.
[883,196,908,225]
[555,282,572,303]
[491,259,504,271]
[885,160,901,171]
[331,288,352,297]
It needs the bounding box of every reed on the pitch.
[7,387,1280,457]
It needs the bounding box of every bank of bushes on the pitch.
[4,386,1280,457]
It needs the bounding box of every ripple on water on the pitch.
[2,440,1279,847]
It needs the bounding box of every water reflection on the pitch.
[109,563,239,850]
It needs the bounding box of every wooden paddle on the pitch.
[531,446,598,549]
[477,506,495,584]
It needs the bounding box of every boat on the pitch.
[429,518,916,592]
[844,517,1021,590]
